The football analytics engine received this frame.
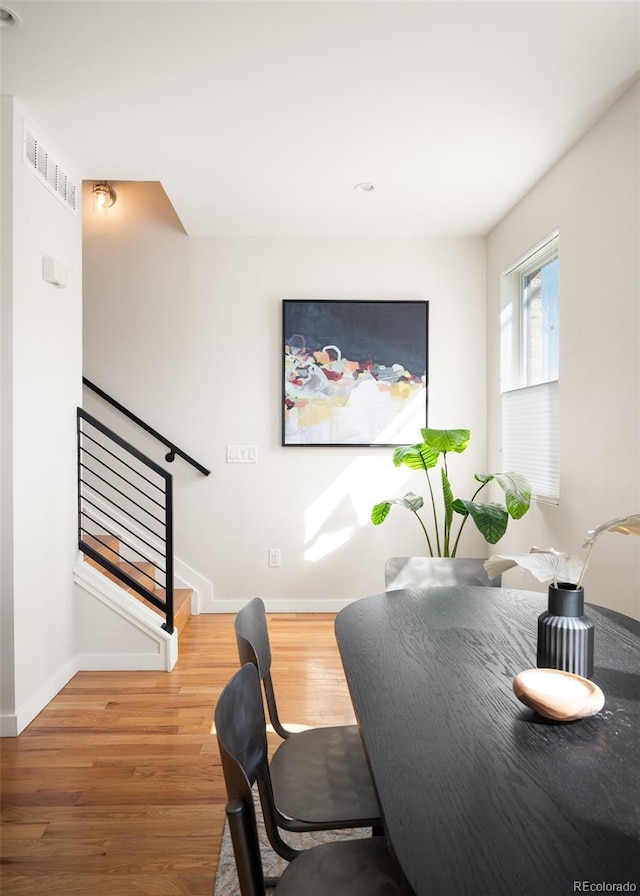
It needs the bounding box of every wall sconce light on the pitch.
[92,182,117,212]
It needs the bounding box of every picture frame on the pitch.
[283,299,428,446]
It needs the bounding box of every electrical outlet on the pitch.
[268,548,281,568]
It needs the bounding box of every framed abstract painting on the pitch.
[283,299,428,446]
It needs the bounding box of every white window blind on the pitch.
[501,231,560,504]
[502,381,559,503]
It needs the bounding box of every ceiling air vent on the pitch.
[22,121,78,216]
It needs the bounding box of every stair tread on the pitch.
[83,533,120,557]
[82,537,192,635]
[86,556,156,584]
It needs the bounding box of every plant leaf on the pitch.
[484,549,584,584]
[456,500,508,544]
[371,501,391,525]
[493,472,531,520]
[371,493,424,525]
[583,513,640,547]
[393,443,439,471]
[420,428,470,454]
[442,469,454,532]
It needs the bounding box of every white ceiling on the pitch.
[2,1,639,237]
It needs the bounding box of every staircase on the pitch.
[83,533,193,636]
[76,382,211,663]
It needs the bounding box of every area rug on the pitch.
[213,793,366,896]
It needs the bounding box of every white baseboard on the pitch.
[74,651,177,672]
[0,657,78,737]
[200,597,359,614]
[174,557,213,614]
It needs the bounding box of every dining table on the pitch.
[335,585,640,896]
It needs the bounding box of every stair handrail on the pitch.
[83,377,210,476]
[78,407,175,633]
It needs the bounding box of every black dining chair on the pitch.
[234,597,382,858]
[214,663,407,896]
[384,556,502,591]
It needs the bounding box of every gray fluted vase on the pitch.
[536,582,594,679]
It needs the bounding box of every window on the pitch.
[501,232,559,503]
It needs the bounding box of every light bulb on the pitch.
[92,182,116,214]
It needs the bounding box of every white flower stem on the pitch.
[576,541,595,590]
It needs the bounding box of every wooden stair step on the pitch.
[82,535,192,635]
[83,533,120,559]
[85,556,157,589]
[154,588,192,635]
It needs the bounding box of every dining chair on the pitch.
[234,597,382,859]
[384,556,501,591]
[214,663,407,896]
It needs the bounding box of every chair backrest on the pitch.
[215,663,299,877]
[214,663,269,896]
[235,598,290,739]
[384,557,502,591]
[215,663,268,802]
[235,597,272,678]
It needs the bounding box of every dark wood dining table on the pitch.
[335,585,640,896]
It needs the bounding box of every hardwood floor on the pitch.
[1,612,357,895]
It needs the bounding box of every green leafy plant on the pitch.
[371,428,531,557]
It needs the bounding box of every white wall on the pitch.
[1,97,16,728]
[0,99,83,735]
[82,184,489,609]
[486,82,640,620]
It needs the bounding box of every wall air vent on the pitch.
[22,121,78,216]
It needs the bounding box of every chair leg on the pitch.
[226,801,264,896]
[257,777,300,861]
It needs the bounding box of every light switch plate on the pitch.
[226,445,258,463]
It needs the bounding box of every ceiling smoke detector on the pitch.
[354,182,375,193]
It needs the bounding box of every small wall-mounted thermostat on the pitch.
[42,255,68,288]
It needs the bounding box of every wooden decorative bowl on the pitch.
[513,668,605,722]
